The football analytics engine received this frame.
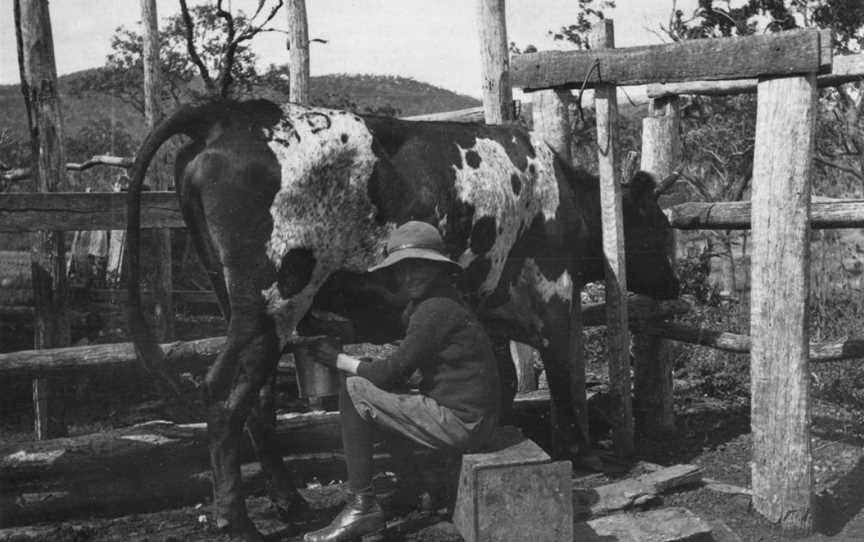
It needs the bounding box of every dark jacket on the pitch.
[356,284,500,423]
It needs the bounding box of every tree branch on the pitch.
[813,155,864,182]
[2,155,134,182]
[237,0,284,42]
[178,0,215,93]
[215,0,237,97]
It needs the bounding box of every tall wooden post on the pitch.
[287,0,310,104]
[15,0,70,440]
[750,74,815,532]
[532,89,588,438]
[141,0,173,341]
[633,96,680,433]
[476,0,513,123]
[591,19,633,457]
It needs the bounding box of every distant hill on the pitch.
[0,70,481,157]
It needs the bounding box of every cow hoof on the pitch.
[573,453,604,472]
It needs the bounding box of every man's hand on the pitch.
[310,338,340,369]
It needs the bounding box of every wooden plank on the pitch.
[476,0,513,124]
[513,28,823,91]
[573,464,702,517]
[667,199,864,230]
[15,192,864,234]
[0,336,226,377]
[582,295,691,326]
[647,52,864,98]
[402,107,485,123]
[750,74,815,531]
[88,288,218,304]
[0,155,133,182]
[0,192,184,232]
[592,20,633,458]
[633,96,680,434]
[634,320,864,363]
[574,507,713,542]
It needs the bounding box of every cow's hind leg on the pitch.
[245,376,309,520]
[206,306,283,541]
[538,301,600,469]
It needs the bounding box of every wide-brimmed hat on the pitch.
[368,221,461,273]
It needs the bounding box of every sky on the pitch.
[0,0,700,99]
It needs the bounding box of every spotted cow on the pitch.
[126,99,679,539]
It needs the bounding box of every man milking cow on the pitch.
[126,98,679,540]
[301,221,501,542]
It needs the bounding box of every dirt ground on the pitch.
[4,388,864,542]
[3,310,864,541]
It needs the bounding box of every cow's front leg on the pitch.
[206,313,283,541]
[245,377,309,521]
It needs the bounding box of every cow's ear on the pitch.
[630,171,657,203]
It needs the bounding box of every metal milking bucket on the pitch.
[288,335,342,399]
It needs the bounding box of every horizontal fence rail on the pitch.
[647,53,864,98]
[5,192,864,232]
[0,192,183,232]
[633,321,864,363]
[512,29,828,92]
[667,199,864,230]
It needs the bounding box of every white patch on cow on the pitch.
[262,104,392,339]
[519,257,573,303]
[4,449,64,465]
[452,136,560,294]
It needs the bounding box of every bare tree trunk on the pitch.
[476,0,513,123]
[141,0,174,341]
[287,0,310,104]
[15,0,70,440]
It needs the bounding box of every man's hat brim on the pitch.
[368,247,461,273]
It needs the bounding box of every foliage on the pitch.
[68,2,283,112]
[676,251,722,307]
[510,0,615,53]
[549,0,616,49]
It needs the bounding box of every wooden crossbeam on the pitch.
[0,192,184,232]
[667,199,864,230]
[512,28,826,92]
[647,52,864,98]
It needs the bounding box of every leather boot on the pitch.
[303,491,385,542]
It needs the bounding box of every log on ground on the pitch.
[0,412,340,492]
[0,451,399,528]
[574,464,703,517]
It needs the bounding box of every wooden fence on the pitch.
[512,26,864,532]
[4,23,864,535]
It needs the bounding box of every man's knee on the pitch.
[345,376,377,419]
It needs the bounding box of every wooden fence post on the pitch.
[532,89,589,437]
[15,0,70,440]
[476,0,513,124]
[750,74,816,532]
[591,19,633,457]
[633,96,680,433]
[287,0,310,104]
[141,0,173,341]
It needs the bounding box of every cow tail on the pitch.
[125,104,208,403]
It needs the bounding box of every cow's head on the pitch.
[621,172,680,300]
